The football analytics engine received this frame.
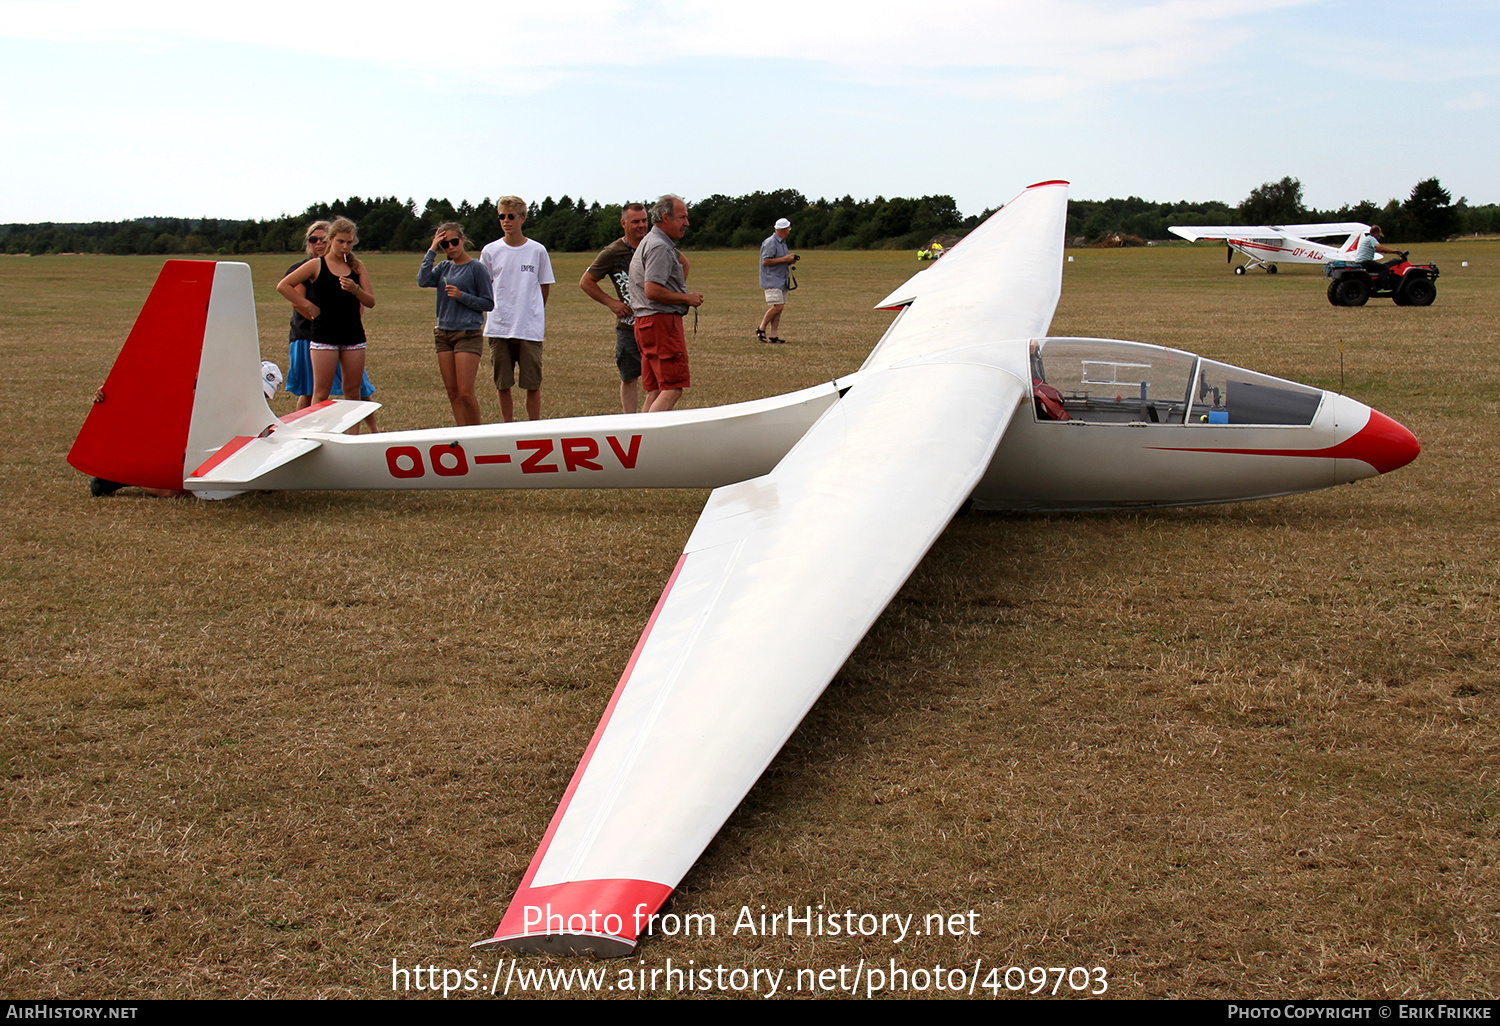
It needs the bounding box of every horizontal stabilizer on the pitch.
[188,435,322,485]
[186,400,380,486]
[278,399,382,437]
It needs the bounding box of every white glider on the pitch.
[1169,222,1372,275]
[69,181,1419,956]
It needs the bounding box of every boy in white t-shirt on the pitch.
[480,196,555,422]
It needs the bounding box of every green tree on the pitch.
[1402,178,1459,241]
[1238,176,1305,225]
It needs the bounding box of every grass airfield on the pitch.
[1,242,1496,999]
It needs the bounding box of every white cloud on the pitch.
[0,0,1314,90]
[1447,90,1493,110]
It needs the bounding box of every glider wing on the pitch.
[481,181,1067,956]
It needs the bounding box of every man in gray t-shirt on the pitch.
[581,202,688,414]
[757,217,797,344]
[627,195,704,413]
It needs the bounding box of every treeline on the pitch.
[4,178,1495,256]
[1067,177,1500,243]
[0,189,973,257]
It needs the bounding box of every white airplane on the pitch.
[70,181,1419,957]
[1169,222,1372,275]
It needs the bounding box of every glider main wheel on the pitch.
[1266,264,1278,274]
[1234,265,1246,276]
[1402,278,1437,306]
[1334,277,1370,307]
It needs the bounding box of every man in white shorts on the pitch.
[756,217,798,344]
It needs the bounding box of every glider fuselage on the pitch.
[192,337,1416,513]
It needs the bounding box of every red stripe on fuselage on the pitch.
[1147,410,1419,474]
[1232,239,1297,255]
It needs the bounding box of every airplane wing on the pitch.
[1170,222,1370,242]
[1170,224,1279,241]
[865,180,1067,370]
[1273,222,1371,238]
[479,181,1067,956]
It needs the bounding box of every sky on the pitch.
[2,0,1496,224]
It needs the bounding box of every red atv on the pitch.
[1325,253,1440,307]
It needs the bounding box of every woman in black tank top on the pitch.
[276,217,376,427]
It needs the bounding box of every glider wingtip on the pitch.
[473,931,637,959]
[1026,179,1070,189]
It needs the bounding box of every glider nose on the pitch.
[1352,408,1421,475]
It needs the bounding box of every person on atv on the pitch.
[1355,225,1403,273]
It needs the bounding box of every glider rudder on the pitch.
[68,260,215,490]
[68,260,280,491]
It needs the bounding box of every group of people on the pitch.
[276,195,799,427]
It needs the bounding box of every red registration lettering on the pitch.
[517,438,559,474]
[561,437,602,472]
[606,434,642,469]
[386,445,424,478]
[430,443,469,477]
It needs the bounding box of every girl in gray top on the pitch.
[419,223,494,425]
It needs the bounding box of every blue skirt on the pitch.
[290,339,376,399]
[287,339,314,397]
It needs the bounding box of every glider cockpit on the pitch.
[1028,337,1323,428]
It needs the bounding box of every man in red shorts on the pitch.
[627,195,704,413]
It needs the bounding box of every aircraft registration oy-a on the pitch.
[1169,222,1372,274]
[70,181,1420,956]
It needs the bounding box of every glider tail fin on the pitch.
[68,260,280,490]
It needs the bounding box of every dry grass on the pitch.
[1,242,1496,999]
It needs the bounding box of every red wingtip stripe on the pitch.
[487,554,692,945]
[279,399,339,424]
[490,878,674,951]
[1027,179,1070,188]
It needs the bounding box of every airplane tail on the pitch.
[69,261,279,490]
[68,260,377,494]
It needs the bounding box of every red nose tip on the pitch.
[1349,409,1421,474]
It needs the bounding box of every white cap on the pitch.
[261,360,283,399]
[774,217,791,230]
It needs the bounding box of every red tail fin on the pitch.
[68,261,216,490]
